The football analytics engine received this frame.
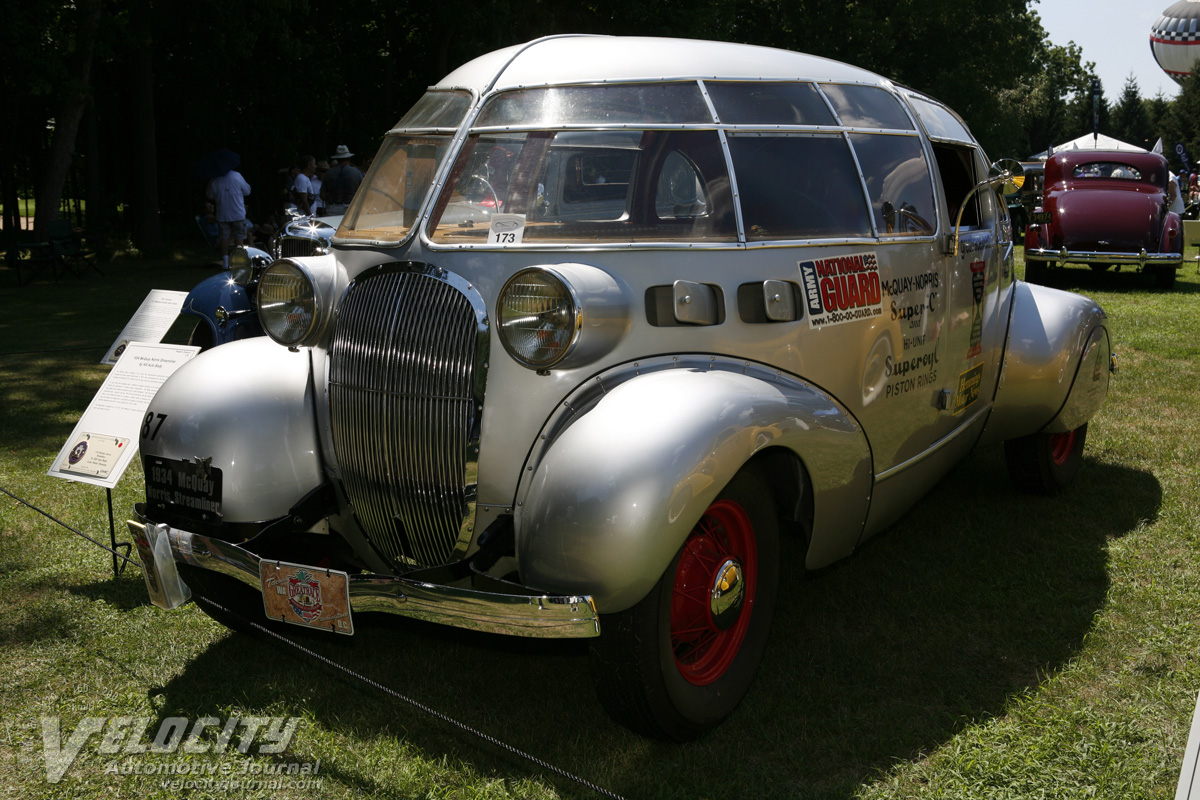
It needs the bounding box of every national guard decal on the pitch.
[799,252,884,329]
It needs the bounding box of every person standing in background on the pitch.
[206,167,251,270]
[323,145,364,214]
[311,161,329,217]
[289,155,317,215]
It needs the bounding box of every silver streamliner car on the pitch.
[129,36,1113,740]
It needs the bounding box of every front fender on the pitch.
[141,337,322,523]
[515,360,872,613]
[980,280,1110,445]
[180,273,263,346]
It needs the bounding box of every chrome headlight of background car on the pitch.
[497,264,631,371]
[257,258,337,347]
[227,245,273,286]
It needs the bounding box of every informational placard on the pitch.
[49,342,199,489]
[101,289,189,365]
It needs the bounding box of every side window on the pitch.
[728,133,871,240]
[821,84,915,130]
[849,133,936,236]
[930,143,982,228]
[655,151,710,219]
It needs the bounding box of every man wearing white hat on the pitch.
[323,145,365,214]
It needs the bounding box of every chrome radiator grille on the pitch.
[328,267,485,568]
[279,236,318,259]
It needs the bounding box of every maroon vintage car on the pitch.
[1023,149,1182,288]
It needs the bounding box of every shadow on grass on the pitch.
[89,448,1160,800]
[1024,264,1200,294]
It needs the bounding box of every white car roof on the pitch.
[435,35,891,93]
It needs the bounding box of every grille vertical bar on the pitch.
[328,268,482,568]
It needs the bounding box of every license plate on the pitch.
[143,456,223,520]
[1029,211,1052,224]
[260,560,354,635]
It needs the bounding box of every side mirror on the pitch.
[951,159,1026,256]
[989,159,1025,197]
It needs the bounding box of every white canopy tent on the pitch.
[1029,134,1149,161]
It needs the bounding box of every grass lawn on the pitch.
[0,246,1198,799]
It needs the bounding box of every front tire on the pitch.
[589,465,780,740]
[177,564,267,633]
[186,319,215,352]
[1004,423,1087,496]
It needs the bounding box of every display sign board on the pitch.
[49,342,199,489]
[100,290,189,365]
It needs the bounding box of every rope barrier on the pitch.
[1,484,628,800]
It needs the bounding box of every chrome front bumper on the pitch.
[127,517,600,639]
[1025,246,1182,268]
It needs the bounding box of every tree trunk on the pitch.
[32,0,102,237]
[128,3,162,251]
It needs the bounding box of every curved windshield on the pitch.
[337,90,471,243]
[336,134,455,243]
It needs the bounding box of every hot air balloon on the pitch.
[1152,0,1200,83]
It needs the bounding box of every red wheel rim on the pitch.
[1049,430,1076,466]
[670,499,757,686]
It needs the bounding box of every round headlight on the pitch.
[228,246,253,285]
[258,261,317,346]
[497,269,579,368]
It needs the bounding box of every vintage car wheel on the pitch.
[589,464,780,740]
[1004,423,1087,496]
[177,563,272,634]
[1152,267,1176,290]
[186,320,215,352]
[1023,258,1047,285]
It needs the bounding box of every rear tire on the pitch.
[1024,258,1047,284]
[1004,423,1087,496]
[1153,267,1177,290]
[589,464,780,740]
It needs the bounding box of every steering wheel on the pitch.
[462,173,501,211]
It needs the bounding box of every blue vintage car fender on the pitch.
[514,359,873,613]
[180,246,272,348]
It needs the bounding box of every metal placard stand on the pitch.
[48,341,200,576]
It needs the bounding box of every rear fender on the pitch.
[515,358,873,613]
[1160,211,1183,255]
[141,337,322,523]
[980,281,1110,445]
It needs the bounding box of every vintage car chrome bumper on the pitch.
[127,516,600,639]
[1025,246,1182,268]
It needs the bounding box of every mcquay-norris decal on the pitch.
[879,266,943,400]
[799,252,883,328]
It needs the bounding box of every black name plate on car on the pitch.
[143,455,223,519]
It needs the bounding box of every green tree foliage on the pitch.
[1065,75,1111,146]
[994,38,1092,159]
[1111,76,1155,150]
[1161,66,1200,175]
[3,0,1189,243]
